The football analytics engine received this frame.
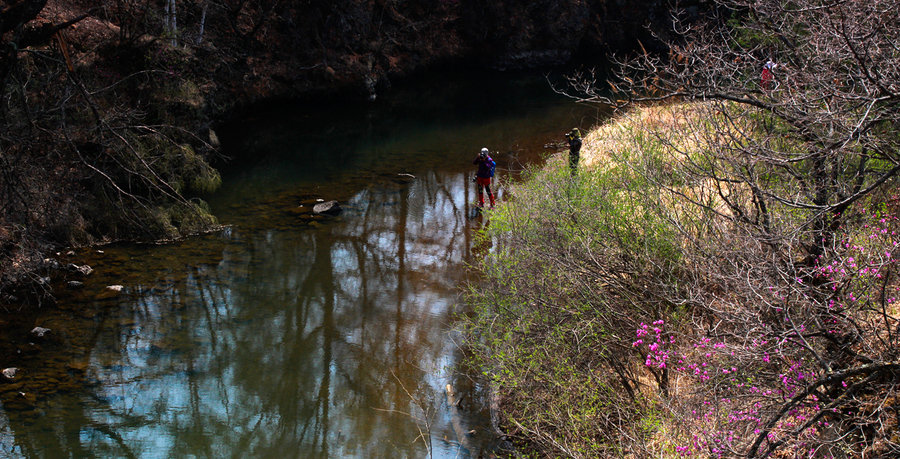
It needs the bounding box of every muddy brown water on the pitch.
[0,70,606,458]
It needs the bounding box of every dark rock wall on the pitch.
[192,0,692,108]
[456,0,591,69]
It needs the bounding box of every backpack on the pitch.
[487,157,496,178]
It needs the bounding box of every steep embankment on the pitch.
[47,0,694,107]
[465,102,900,456]
[147,0,689,108]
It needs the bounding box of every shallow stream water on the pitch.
[0,70,604,458]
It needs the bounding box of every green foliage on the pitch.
[462,100,897,455]
[72,131,220,243]
[463,145,691,455]
[465,96,900,455]
[147,201,218,239]
[475,0,900,453]
[727,15,779,51]
[166,144,222,194]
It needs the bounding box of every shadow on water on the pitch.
[0,69,608,458]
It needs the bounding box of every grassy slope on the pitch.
[464,102,900,457]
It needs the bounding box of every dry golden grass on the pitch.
[571,102,748,249]
[580,102,713,170]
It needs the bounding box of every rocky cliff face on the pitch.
[176,0,693,109]
[41,0,695,109]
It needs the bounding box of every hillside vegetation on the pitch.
[464,1,900,456]
[465,101,900,457]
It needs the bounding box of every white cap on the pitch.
[481,148,489,155]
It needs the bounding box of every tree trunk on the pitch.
[196,1,209,44]
[164,0,178,46]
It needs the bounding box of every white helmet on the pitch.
[481,147,489,155]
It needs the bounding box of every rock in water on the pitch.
[393,173,416,184]
[30,326,51,338]
[68,263,93,276]
[97,284,124,300]
[2,367,17,380]
[313,200,342,215]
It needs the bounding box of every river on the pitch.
[0,70,604,458]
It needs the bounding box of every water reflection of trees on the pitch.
[3,170,485,457]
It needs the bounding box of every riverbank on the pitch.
[464,102,900,456]
[0,0,698,308]
[0,79,596,456]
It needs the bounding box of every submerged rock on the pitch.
[287,205,313,217]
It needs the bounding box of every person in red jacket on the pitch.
[473,147,496,208]
[761,60,777,90]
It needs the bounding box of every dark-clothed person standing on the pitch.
[566,128,582,176]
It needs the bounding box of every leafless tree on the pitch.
[164,0,178,46]
[548,0,900,456]
[0,1,220,301]
[568,0,900,256]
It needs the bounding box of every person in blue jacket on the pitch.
[473,147,496,208]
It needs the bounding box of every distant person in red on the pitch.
[761,60,777,90]
[473,147,496,208]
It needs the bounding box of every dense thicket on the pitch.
[466,0,900,456]
[0,0,225,303]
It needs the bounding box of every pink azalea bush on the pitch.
[631,203,900,457]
